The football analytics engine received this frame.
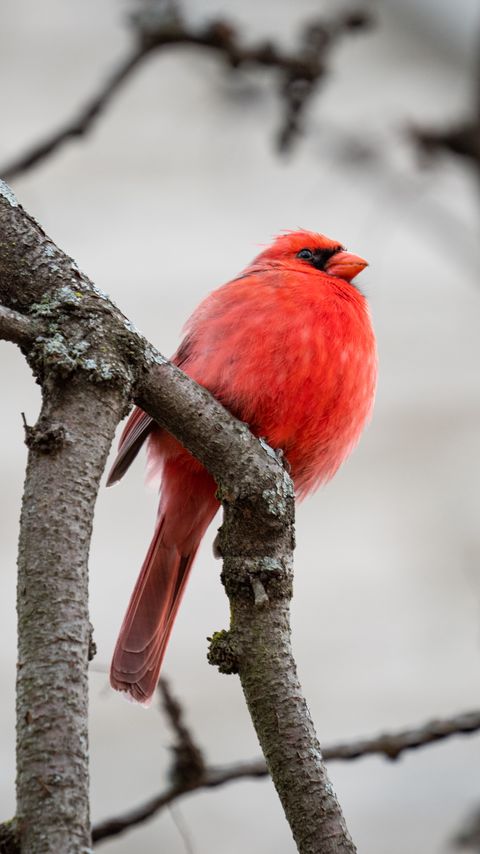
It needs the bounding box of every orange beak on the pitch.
[325,250,368,283]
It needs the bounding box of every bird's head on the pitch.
[254,230,368,283]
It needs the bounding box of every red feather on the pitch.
[108,230,377,703]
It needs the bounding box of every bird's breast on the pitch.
[184,279,377,495]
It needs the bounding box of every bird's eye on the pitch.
[297,249,314,260]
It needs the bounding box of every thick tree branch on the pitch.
[136,364,355,852]
[92,706,480,845]
[0,184,133,852]
[0,7,372,179]
[136,354,355,854]
[0,183,354,852]
[16,385,126,854]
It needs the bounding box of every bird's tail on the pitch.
[110,464,218,704]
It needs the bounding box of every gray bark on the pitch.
[139,365,355,850]
[16,383,125,853]
[0,304,39,346]
[0,182,355,853]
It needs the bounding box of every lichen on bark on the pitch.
[0,187,356,854]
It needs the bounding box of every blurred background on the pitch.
[1,0,480,851]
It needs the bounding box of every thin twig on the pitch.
[0,304,41,346]
[410,24,480,177]
[1,47,149,180]
[411,121,480,174]
[0,8,373,178]
[322,710,480,761]
[167,805,196,854]
[91,708,480,845]
[158,680,205,787]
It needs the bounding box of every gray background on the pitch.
[1,1,480,851]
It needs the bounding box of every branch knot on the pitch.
[207,630,239,674]
[22,414,67,455]
[158,681,205,787]
[221,556,293,603]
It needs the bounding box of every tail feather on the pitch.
[109,401,221,702]
[111,465,219,703]
[110,526,198,703]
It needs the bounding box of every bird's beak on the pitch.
[325,250,368,282]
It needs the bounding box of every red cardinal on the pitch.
[107,231,377,703]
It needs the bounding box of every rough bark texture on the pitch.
[0,185,132,852]
[16,383,125,853]
[0,304,39,346]
[0,183,355,853]
[139,372,356,853]
[216,503,355,854]
[230,585,355,852]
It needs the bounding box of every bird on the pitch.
[107,230,377,704]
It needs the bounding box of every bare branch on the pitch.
[0,185,132,851]
[410,121,480,174]
[1,47,149,180]
[276,11,372,152]
[0,172,480,852]
[167,805,196,854]
[135,356,356,853]
[0,7,373,179]
[157,680,205,788]
[0,304,41,346]
[91,761,266,845]
[16,383,126,854]
[322,709,480,761]
[0,183,354,852]
[409,25,480,177]
[92,708,480,845]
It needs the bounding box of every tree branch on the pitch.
[0,182,354,852]
[0,7,373,179]
[157,680,205,789]
[16,384,126,854]
[411,121,480,175]
[0,304,41,346]
[409,25,480,178]
[0,184,133,852]
[136,369,355,852]
[91,706,480,845]
[323,709,480,761]
[0,46,149,181]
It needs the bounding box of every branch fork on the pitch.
[0,184,355,852]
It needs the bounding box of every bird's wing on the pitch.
[106,333,195,486]
[106,406,154,486]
